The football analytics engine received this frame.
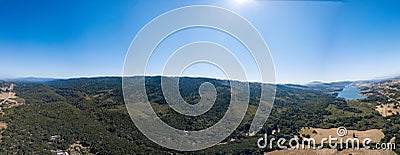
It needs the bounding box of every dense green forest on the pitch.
[0,77,398,154]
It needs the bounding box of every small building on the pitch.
[50,135,61,141]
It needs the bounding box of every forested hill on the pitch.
[0,77,398,154]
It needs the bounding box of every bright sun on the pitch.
[235,0,250,4]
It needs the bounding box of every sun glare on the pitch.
[234,0,253,5]
[235,0,250,4]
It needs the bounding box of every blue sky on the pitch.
[0,0,399,84]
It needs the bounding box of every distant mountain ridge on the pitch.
[6,77,56,83]
[6,75,400,86]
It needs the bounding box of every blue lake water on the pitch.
[336,84,367,100]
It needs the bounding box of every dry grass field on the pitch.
[264,128,392,155]
[376,104,400,117]
[299,127,384,144]
[0,92,8,100]
[0,122,6,129]
[0,122,7,129]
[265,148,397,155]
[0,122,7,142]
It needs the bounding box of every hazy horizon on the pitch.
[2,72,399,85]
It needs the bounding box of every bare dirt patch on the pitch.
[0,122,6,130]
[390,137,396,143]
[67,142,93,155]
[8,92,17,99]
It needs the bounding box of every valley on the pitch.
[0,77,398,154]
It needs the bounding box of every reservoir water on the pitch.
[336,84,367,100]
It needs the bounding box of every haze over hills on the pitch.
[4,73,400,85]
[4,77,57,83]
